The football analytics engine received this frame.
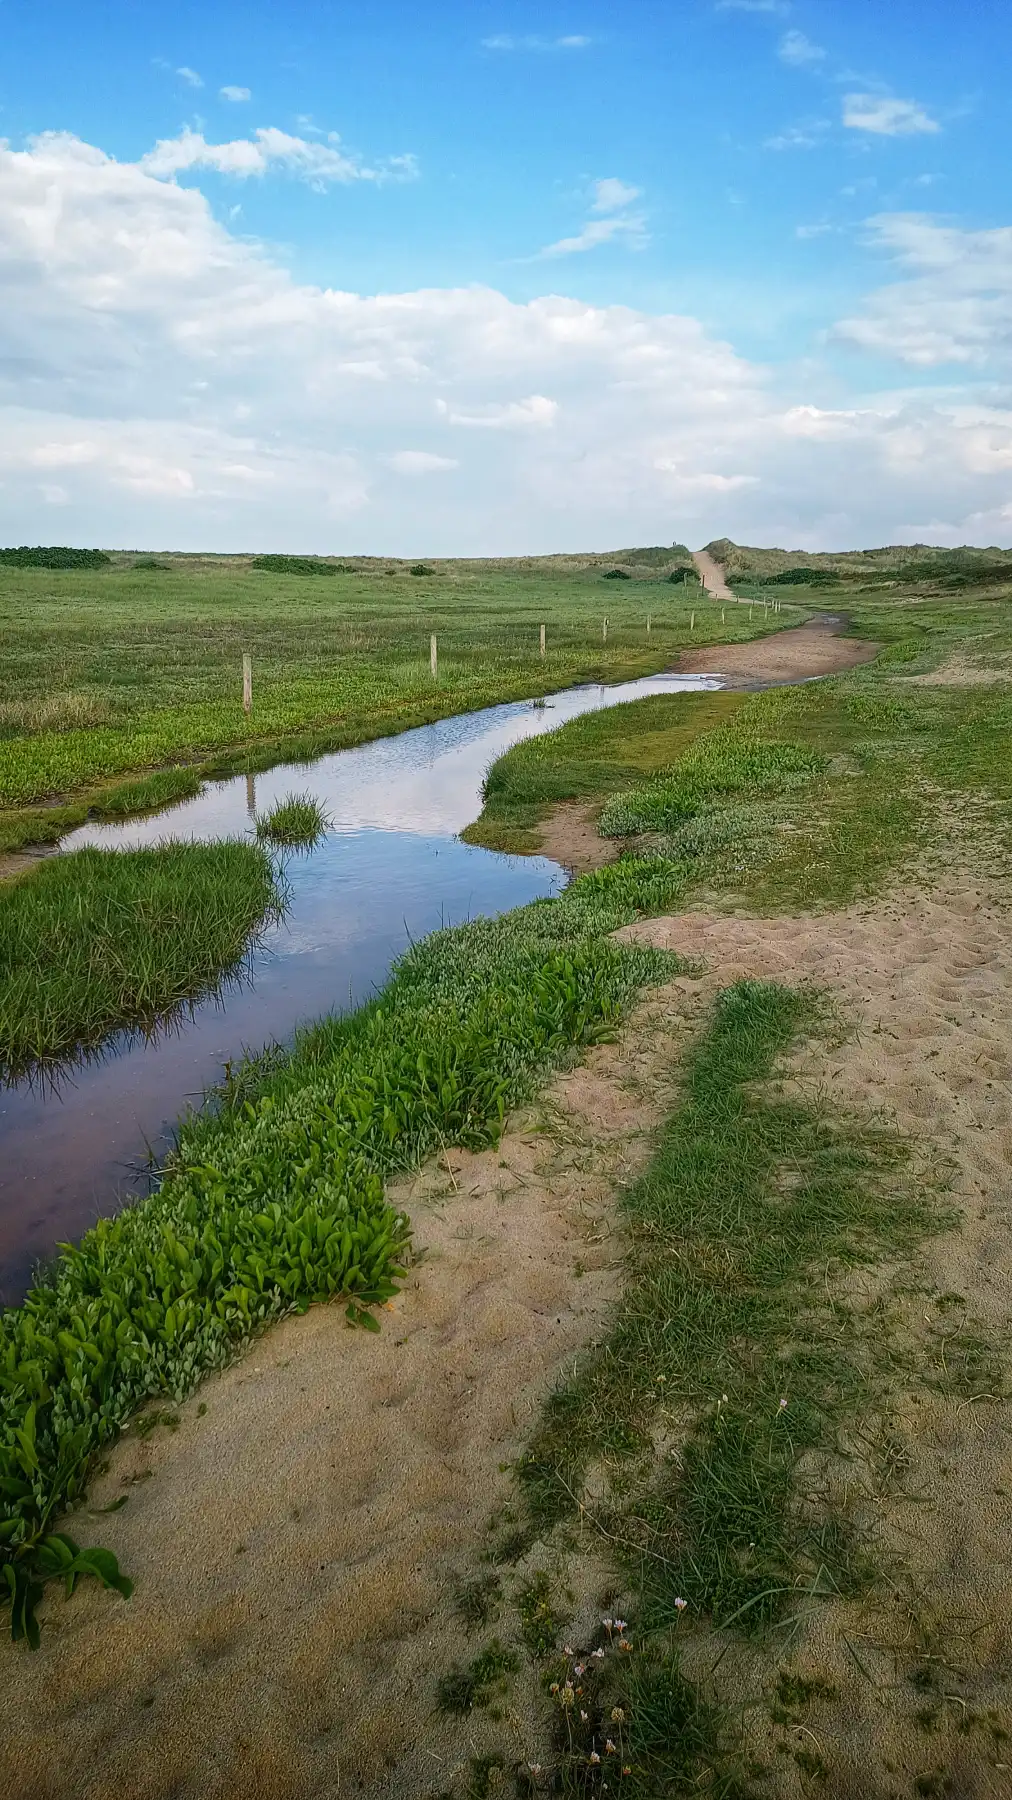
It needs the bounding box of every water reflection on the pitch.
[0,674,719,1300]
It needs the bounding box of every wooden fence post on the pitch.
[242,653,252,714]
[430,633,438,678]
[540,622,546,657]
[602,617,608,642]
[647,614,652,634]
[690,610,695,632]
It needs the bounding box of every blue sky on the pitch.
[1,0,1010,552]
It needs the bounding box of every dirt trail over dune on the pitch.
[692,549,735,600]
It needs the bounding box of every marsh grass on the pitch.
[521,981,946,1635]
[255,791,330,848]
[0,558,789,829]
[0,842,282,1082]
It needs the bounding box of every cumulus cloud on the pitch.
[141,125,417,186]
[843,94,939,136]
[219,85,251,102]
[1,131,1011,552]
[834,214,1012,366]
[176,66,203,87]
[778,30,825,66]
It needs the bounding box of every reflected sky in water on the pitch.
[1,673,719,1300]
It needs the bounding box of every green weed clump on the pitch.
[522,980,943,1633]
[0,842,281,1081]
[0,865,675,1646]
[255,792,330,848]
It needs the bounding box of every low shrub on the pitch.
[250,555,339,576]
[0,547,110,569]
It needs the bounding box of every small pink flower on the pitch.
[673,1596,687,1612]
[574,1662,586,1676]
[589,1751,601,1765]
[779,1398,788,1410]
[592,1647,606,1660]
[605,1740,617,1755]
[614,1619,628,1632]
[564,1644,574,1655]
[602,1617,613,1629]
[581,1710,589,1723]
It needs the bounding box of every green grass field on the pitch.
[0,548,801,848]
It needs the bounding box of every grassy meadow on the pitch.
[0,545,796,849]
[4,533,1012,1800]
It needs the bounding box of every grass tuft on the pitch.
[254,791,330,848]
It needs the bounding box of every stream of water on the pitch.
[0,672,721,1301]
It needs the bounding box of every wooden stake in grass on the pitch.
[722,609,726,625]
[242,653,252,715]
[430,633,438,678]
[540,622,546,657]
[690,610,695,631]
[602,617,608,642]
[647,613,652,634]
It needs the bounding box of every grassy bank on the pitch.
[0,857,683,1646]
[0,552,801,844]
[0,842,283,1083]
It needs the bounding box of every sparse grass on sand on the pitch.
[0,841,282,1083]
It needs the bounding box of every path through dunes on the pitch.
[692,547,735,599]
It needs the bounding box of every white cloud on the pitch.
[834,214,1012,366]
[537,178,647,257]
[1,130,1011,553]
[176,66,203,87]
[765,118,830,150]
[716,0,789,12]
[778,30,824,66]
[843,94,940,137]
[592,178,641,213]
[141,125,417,186]
[481,34,592,50]
[220,86,251,103]
[438,396,559,430]
[387,450,459,474]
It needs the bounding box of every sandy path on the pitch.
[679,614,878,685]
[692,548,735,600]
[0,1023,684,1800]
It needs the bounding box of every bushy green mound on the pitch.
[251,555,354,576]
[0,547,109,570]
